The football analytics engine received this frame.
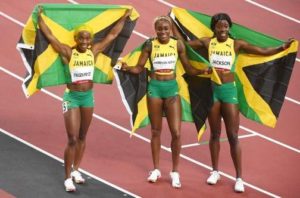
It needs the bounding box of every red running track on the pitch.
[0,0,300,197]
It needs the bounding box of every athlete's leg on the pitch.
[63,108,81,179]
[221,103,241,178]
[147,97,163,169]
[73,107,93,170]
[164,95,181,172]
[207,102,222,171]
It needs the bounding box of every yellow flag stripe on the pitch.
[197,125,206,141]
[173,8,213,38]
[132,95,148,133]
[95,53,113,79]
[22,16,36,45]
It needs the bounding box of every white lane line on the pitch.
[1,4,300,149]
[0,66,280,198]
[0,11,25,26]
[0,128,141,198]
[285,96,300,105]
[181,125,300,153]
[1,8,300,151]
[67,0,79,4]
[240,125,300,153]
[2,2,299,152]
[0,65,150,143]
[181,134,257,149]
[245,0,300,24]
[178,152,280,198]
[133,30,148,39]
[157,0,175,8]
[0,4,295,195]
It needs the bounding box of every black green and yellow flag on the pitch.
[170,7,298,128]
[114,39,213,140]
[17,4,139,97]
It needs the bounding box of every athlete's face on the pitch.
[75,31,92,52]
[155,20,171,44]
[214,20,230,42]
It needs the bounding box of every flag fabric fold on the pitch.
[114,39,213,140]
[170,7,298,128]
[17,4,139,97]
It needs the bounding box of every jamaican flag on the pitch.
[17,4,139,97]
[114,39,213,140]
[170,7,298,128]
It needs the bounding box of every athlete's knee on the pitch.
[210,130,221,141]
[227,132,239,146]
[67,136,77,146]
[170,129,181,141]
[151,128,161,138]
[78,131,87,142]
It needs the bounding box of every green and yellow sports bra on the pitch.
[68,49,94,83]
[150,38,178,75]
[208,37,236,71]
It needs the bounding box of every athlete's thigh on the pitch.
[208,102,222,132]
[64,108,81,137]
[147,97,164,129]
[79,107,94,134]
[221,103,239,133]
[164,96,181,132]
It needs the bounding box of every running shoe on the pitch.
[234,178,245,192]
[64,178,76,192]
[147,169,161,183]
[207,171,220,185]
[71,170,85,184]
[170,171,181,188]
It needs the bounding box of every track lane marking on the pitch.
[1,3,296,195]
[245,0,300,24]
[0,128,141,198]
[0,64,286,198]
[181,134,257,149]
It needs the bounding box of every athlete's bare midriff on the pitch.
[67,81,93,91]
[150,72,176,81]
[215,69,234,83]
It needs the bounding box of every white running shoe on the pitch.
[71,170,85,184]
[234,178,245,193]
[64,178,76,192]
[207,171,220,185]
[170,171,181,188]
[147,169,161,183]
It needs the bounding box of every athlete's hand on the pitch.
[124,8,133,18]
[282,38,295,50]
[38,5,43,16]
[202,67,212,75]
[121,62,130,72]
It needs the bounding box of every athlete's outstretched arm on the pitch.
[37,6,71,61]
[121,40,151,74]
[235,38,294,55]
[92,9,132,56]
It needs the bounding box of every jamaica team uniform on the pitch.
[209,37,238,104]
[63,49,95,112]
[148,38,179,99]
